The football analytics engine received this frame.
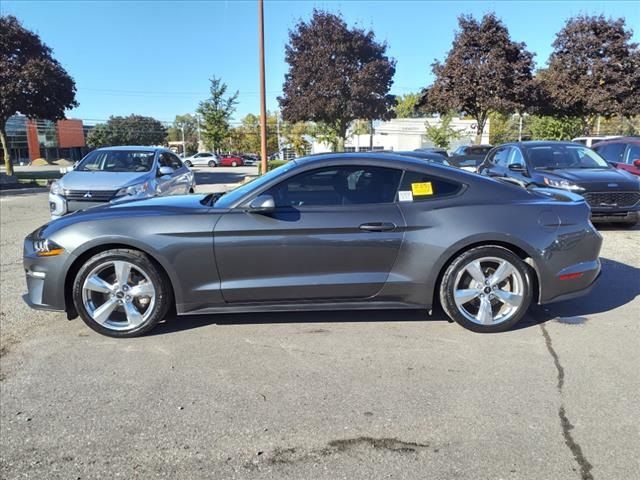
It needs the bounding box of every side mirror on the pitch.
[633,159,640,168]
[247,194,275,213]
[508,162,526,172]
[158,166,174,177]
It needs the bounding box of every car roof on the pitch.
[95,146,164,152]
[592,136,640,146]
[499,141,585,149]
[293,153,478,181]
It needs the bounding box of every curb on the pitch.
[0,187,49,196]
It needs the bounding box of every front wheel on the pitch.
[72,249,172,338]
[184,160,192,167]
[231,161,238,167]
[439,246,532,333]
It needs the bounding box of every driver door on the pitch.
[213,165,406,303]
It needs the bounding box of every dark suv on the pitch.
[479,141,640,227]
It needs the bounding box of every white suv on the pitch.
[182,152,219,167]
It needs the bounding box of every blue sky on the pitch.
[2,0,638,125]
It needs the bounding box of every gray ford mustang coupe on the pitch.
[24,153,602,337]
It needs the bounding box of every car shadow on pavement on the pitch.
[515,257,639,330]
[151,257,638,336]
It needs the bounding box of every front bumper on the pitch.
[23,237,70,312]
[590,209,639,224]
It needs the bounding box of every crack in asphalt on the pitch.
[540,324,594,480]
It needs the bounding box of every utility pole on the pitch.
[258,0,268,174]
[180,125,186,157]
[196,114,202,148]
[518,113,523,142]
[276,111,282,160]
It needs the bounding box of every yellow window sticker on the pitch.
[411,182,434,196]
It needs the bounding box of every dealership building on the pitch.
[3,114,90,165]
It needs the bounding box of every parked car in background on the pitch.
[479,141,640,226]
[182,151,219,168]
[415,147,449,157]
[571,136,621,147]
[452,144,493,156]
[49,147,195,220]
[25,153,602,337]
[591,137,640,176]
[241,155,259,166]
[388,150,453,166]
[219,155,244,167]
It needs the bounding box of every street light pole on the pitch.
[258,0,268,174]
[181,125,186,157]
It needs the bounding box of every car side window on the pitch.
[493,147,511,167]
[594,143,625,162]
[158,153,172,168]
[398,170,461,201]
[507,148,524,165]
[487,147,509,166]
[168,153,183,170]
[625,145,640,164]
[265,166,402,207]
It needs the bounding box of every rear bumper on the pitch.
[541,266,601,304]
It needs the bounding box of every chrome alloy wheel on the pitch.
[452,256,525,325]
[81,260,156,331]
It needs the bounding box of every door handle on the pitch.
[359,222,397,232]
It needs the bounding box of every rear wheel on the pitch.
[208,160,217,167]
[184,160,192,167]
[439,246,532,333]
[72,249,172,338]
[231,161,238,167]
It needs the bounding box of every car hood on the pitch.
[59,171,151,190]
[537,167,638,189]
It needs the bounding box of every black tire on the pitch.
[72,249,172,338]
[231,161,238,167]
[184,160,192,167]
[208,160,217,167]
[439,246,533,333]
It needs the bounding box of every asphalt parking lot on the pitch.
[0,193,638,480]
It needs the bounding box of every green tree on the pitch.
[425,113,461,148]
[197,77,238,152]
[167,114,199,155]
[0,15,78,175]
[225,112,278,154]
[488,112,523,144]
[539,15,640,133]
[279,10,396,151]
[421,13,536,143]
[529,115,583,141]
[282,121,312,156]
[86,115,167,147]
[394,93,422,118]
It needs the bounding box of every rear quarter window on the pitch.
[398,170,461,202]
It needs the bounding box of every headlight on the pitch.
[50,180,63,195]
[115,181,154,198]
[543,177,585,192]
[33,238,65,257]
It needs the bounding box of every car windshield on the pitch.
[528,145,609,170]
[76,150,156,172]
[213,161,297,208]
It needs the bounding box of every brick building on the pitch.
[3,114,90,165]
